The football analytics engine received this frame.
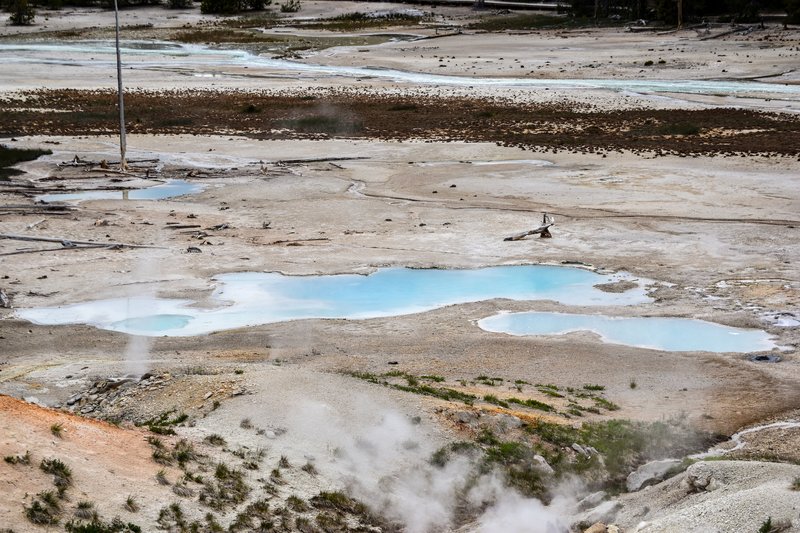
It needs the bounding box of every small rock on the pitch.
[577,490,607,511]
[456,411,477,424]
[607,525,621,533]
[533,454,555,475]
[577,501,621,527]
[583,523,607,533]
[187,246,202,253]
[66,393,83,406]
[572,443,589,456]
[626,458,682,492]
[264,430,277,439]
[203,392,213,400]
[685,461,720,492]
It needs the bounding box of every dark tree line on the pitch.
[571,0,799,23]
[3,0,274,24]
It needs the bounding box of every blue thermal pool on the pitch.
[37,179,203,203]
[17,266,648,337]
[477,312,776,353]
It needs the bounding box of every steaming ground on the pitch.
[1,4,800,532]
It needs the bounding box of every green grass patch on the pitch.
[310,491,366,515]
[537,387,564,398]
[468,13,567,31]
[141,410,189,435]
[583,384,605,391]
[300,12,425,31]
[508,397,554,412]
[483,394,509,408]
[65,517,142,532]
[593,397,620,411]
[4,450,31,465]
[394,383,476,405]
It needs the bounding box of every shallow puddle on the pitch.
[37,179,203,203]
[17,266,647,337]
[477,311,776,353]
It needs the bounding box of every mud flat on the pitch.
[1,3,799,532]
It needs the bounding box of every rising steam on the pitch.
[284,399,573,533]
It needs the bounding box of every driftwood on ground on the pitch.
[504,214,555,241]
[0,233,163,254]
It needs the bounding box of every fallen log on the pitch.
[504,214,555,241]
[0,244,108,257]
[0,233,163,249]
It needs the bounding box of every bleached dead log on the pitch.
[504,213,555,241]
[0,233,162,249]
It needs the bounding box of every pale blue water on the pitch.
[37,179,202,203]
[478,311,776,352]
[2,41,798,96]
[17,266,648,337]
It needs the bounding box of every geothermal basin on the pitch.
[15,264,776,352]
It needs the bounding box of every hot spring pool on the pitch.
[477,311,776,353]
[17,265,648,337]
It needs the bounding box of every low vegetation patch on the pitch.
[348,371,478,405]
[4,450,31,465]
[199,463,250,510]
[141,410,189,435]
[40,458,72,493]
[468,13,569,31]
[300,11,426,31]
[25,491,61,525]
[3,91,798,156]
[64,517,141,532]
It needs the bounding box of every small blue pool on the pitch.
[478,311,776,353]
[37,179,202,203]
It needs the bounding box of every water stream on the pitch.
[691,421,800,459]
[2,41,798,96]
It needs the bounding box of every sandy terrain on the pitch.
[1,2,800,531]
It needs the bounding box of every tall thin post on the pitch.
[113,0,127,170]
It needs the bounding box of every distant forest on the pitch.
[4,0,799,26]
[570,0,799,23]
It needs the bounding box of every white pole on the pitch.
[113,0,127,170]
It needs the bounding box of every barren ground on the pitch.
[1,3,799,532]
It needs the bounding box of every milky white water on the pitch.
[1,41,798,96]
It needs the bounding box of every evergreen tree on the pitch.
[8,0,35,25]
